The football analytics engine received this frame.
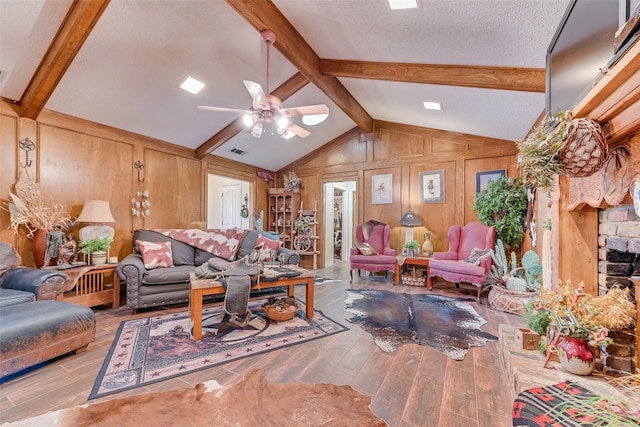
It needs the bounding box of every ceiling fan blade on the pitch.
[280,104,329,117]
[243,80,269,111]
[286,123,311,138]
[197,105,253,114]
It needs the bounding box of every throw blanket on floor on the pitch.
[152,228,247,261]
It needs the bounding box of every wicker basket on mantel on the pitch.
[558,115,608,178]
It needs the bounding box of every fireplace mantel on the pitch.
[553,39,640,295]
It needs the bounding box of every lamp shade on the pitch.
[398,211,421,227]
[77,200,115,223]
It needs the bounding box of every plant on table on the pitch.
[79,237,112,255]
[402,240,420,256]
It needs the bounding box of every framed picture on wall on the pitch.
[420,170,445,203]
[371,174,393,204]
[476,169,506,195]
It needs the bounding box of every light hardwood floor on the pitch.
[0,261,524,426]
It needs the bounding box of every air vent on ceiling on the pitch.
[230,148,246,155]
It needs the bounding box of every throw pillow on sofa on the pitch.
[256,235,281,261]
[137,240,174,269]
[461,248,493,265]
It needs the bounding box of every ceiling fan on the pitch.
[198,30,329,139]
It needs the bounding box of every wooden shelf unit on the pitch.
[268,190,301,250]
[296,201,320,270]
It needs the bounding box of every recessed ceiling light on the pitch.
[388,0,418,10]
[423,101,442,110]
[180,76,205,95]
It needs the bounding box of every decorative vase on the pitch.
[33,228,58,268]
[421,231,434,256]
[557,337,595,375]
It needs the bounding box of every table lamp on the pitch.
[398,211,421,243]
[76,200,116,242]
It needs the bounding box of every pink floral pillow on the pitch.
[255,235,281,261]
[137,240,174,269]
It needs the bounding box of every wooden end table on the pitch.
[189,265,315,340]
[48,263,120,308]
[394,256,432,288]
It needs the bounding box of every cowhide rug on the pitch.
[344,289,497,360]
[7,369,387,427]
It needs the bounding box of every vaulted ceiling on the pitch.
[0,0,571,171]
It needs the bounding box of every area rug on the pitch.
[313,276,342,285]
[13,369,386,427]
[90,300,347,399]
[344,289,497,360]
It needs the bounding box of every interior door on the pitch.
[222,183,241,228]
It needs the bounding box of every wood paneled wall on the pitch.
[283,120,520,268]
[0,101,271,266]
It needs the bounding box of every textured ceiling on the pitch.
[0,0,573,171]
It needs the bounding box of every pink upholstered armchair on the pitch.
[349,222,397,282]
[429,222,496,302]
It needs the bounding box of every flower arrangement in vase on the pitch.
[528,280,635,375]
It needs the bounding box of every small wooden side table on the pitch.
[394,256,432,288]
[50,263,120,308]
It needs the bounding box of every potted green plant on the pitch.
[402,240,420,257]
[79,237,112,265]
[473,176,527,251]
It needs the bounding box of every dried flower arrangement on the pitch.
[531,281,635,341]
[3,181,72,238]
[283,171,302,192]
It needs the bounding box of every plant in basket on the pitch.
[486,239,542,315]
[516,110,608,196]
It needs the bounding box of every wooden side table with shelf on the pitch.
[394,256,432,288]
[50,263,120,308]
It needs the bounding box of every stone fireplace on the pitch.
[597,204,639,374]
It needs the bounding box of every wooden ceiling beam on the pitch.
[320,59,546,93]
[195,72,309,159]
[17,0,110,119]
[225,0,374,132]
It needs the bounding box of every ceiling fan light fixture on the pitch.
[251,121,263,138]
[179,76,205,95]
[302,113,329,126]
[242,113,256,127]
[276,116,289,130]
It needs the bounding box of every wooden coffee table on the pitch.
[394,256,432,288]
[189,265,315,340]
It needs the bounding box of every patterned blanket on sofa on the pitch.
[152,228,247,261]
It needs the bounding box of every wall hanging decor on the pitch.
[371,173,392,204]
[475,169,506,195]
[131,190,150,218]
[420,170,444,203]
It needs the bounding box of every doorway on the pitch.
[207,174,251,229]
[323,181,356,267]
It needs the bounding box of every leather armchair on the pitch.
[429,222,496,301]
[349,222,397,282]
